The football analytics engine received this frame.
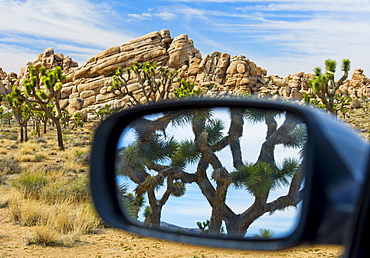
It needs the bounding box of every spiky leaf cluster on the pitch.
[171,181,186,197]
[232,158,300,196]
[174,79,203,98]
[121,134,178,173]
[171,140,200,168]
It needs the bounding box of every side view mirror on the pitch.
[90,99,369,251]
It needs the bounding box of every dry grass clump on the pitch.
[8,192,101,246]
[8,194,48,226]
[47,203,101,235]
[7,166,101,246]
[26,226,59,246]
[1,119,101,247]
[19,142,38,155]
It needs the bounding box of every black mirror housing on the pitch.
[90,98,369,250]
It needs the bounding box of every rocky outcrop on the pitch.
[55,30,267,115]
[339,68,370,98]
[264,72,314,100]
[2,30,370,116]
[18,48,79,79]
[0,68,17,95]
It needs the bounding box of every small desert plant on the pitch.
[0,158,22,175]
[40,177,90,204]
[34,154,46,162]
[253,228,275,238]
[11,171,48,199]
[72,112,84,129]
[94,104,116,122]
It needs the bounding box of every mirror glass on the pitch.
[115,107,307,239]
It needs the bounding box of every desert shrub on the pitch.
[0,158,22,175]
[11,171,48,199]
[40,177,90,204]
[34,154,46,162]
[74,151,90,166]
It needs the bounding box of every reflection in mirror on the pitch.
[115,107,307,239]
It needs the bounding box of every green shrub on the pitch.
[12,171,48,199]
[41,177,90,204]
[34,154,46,162]
[0,158,22,175]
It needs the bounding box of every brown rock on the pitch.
[61,86,73,99]
[80,90,96,99]
[67,98,84,113]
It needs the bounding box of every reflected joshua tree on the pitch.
[116,107,307,237]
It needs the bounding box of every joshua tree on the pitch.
[111,62,202,107]
[9,66,66,150]
[197,220,210,235]
[72,112,84,129]
[33,104,53,136]
[5,95,32,142]
[94,104,116,122]
[307,59,351,116]
[117,106,306,236]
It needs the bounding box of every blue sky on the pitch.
[1,0,370,77]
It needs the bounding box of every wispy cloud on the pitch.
[127,11,177,22]
[0,0,135,72]
[127,13,153,21]
[170,1,370,75]
[1,0,370,76]
[155,12,177,21]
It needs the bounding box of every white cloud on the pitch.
[0,0,135,73]
[127,13,153,21]
[155,12,177,21]
[180,1,370,76]
[0,44,38,73]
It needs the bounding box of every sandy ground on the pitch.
[2,106,366,257]
[0,193,344,258]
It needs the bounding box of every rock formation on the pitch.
[0,68,17,95]
[59,30,270,115]
[339,68,370,98]
[2,29,370,116]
